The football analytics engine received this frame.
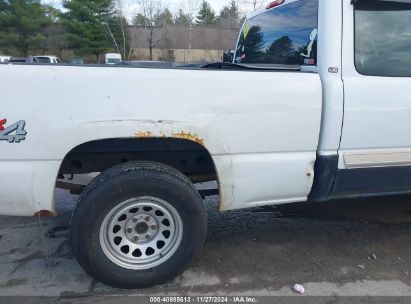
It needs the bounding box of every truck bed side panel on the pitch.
[0,65,322,215]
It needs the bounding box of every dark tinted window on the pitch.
[234,0,318,66]
[355,0,411,77]
[35,57,52,63]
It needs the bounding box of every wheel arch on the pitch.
[38,119,232,216]
[54,136,224,213]
[58,137,219,181]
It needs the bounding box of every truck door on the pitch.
[221,0,322,210]
[337,0,411,196]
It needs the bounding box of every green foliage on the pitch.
[0,0,246,60]
[155,8,174,25]
[43,4,62,22]
[40,5,67,55]
[133,8,174,26]
[196,1,216,26]
[62,0,115,61]
[174,9,190,26]
[0,0,51,56]
[133,13,150,26]
[108,15,131,59]
[218,0,240,28]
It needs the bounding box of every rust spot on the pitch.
[134,130,204,145]
[35,210,55,218]
[135,131,152,138]
[172,131,205,146]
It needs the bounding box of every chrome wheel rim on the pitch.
[99,197,183,270]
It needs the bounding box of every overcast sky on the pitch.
[44,0,262,20]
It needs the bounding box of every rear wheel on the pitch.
[70,161,207,289]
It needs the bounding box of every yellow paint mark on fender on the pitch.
[135,131,152,138]
[172,131,205,146]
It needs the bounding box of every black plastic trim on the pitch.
[330,165,411,198]
[308,154,339,202]
[309,154,411,202]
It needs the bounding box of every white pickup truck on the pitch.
[1,0,410,289]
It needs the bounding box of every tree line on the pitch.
[133,0,242,60]
[0,0,246,63]
[133,0,242,28]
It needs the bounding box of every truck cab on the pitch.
[231,0,411,201]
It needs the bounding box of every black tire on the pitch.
[70,161,207,289]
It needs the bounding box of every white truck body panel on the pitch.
[3,0,408,217]
[0,65,322,215]
[3,0,411,289]
[316,0,344,155]
[339,0,411,169]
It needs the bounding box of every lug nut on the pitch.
[127,228,133,233]
[146,234,151,240]
[145,216,150,222]
[151,224,157,230]
[133,236,139,242]
[132,218,138,223]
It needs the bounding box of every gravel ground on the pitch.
[1,189,411,303]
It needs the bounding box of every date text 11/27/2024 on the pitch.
[149,297,258,303]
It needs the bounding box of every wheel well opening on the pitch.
[57,138,219,192]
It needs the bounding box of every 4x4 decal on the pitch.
[0,119,27,143]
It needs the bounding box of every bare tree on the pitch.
[135,0,161,60]
[184,0,200,22]
[184,0,200,62]
[117,0,127,58]
[105,22,122,55]
[103,1,131,60]
[241,0,264,12]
